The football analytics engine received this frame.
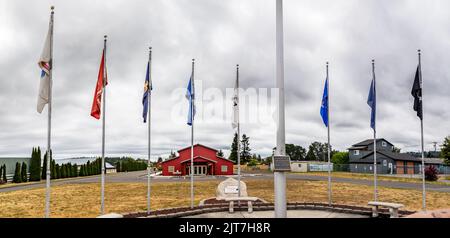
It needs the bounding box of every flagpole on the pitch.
[44,6,54,219]
[236,64,241,203]
[147,47,152,214]
[274,0,287,218]
[190,59,195,209]
[326,62,332,206]
[372,59,378,202]
[418,49,426,211]
[100,35,107,215]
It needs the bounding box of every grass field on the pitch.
[1,180,450,218]
[303,171,450,185]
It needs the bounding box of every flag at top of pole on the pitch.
[142,60,152,123]
[320,74,329,127]
[37,9,54,114]
[367,66,376,131]
[90,48,108,119]
[186,76,195,126]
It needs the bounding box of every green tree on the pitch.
[2,165,7,183]
[0,164,4,184]
[21,162,27,182]
[13,162,21,183]
[217,149,224,157]
[305,142,330,161]
[228,133,239,164]
[41,152,47,180]
[240,134,251,164]
[331,152,349,165]
[441,136,450,166]
[30,147,41,181]
[285,144,307,161]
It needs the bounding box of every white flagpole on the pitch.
[274,0,287,218]
[418,49,426,211]
[372,59,378,202]
[100,35,107,215]
[44,6,54,219]
[236,65,241,202]
[190,59,195,209]
[147,47,152,214]
[326,62,332,206]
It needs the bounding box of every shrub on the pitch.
[2,165,6,183]
[425,165,439,182]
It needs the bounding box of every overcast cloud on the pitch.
[0,0,449,160]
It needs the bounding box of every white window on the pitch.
[221,165,228,172]
[354,150,360,155]
[382,141,387,147]
[168,166,175,173]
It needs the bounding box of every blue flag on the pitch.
[320,77,329,127]
[186,77,195,126]
[142,62,152,123]
[367,77,376,130]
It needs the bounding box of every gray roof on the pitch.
[351,138,393,147]
[351,151,446,165]
[105,162,115,169]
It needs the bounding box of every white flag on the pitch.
[37,17,53,113]
[232,78,239,129]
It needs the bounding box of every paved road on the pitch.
[1,171,449,193]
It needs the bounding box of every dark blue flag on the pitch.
[367,77,376,130]
[142,62,152,123]
[320,77,329,127]
[411,65,423,120]
[186,77,195,126]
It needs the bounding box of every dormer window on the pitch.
[354,150,360,156]
[382,141,387,147]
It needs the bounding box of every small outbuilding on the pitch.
[161,144,234,176]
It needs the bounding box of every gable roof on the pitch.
[351,138,394,148]
[177,144,218,153]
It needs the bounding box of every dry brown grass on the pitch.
[1,180,450,218]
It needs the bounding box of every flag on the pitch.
[232,77,239,129]
[186,77,195,126]
[367,76,376,130]
[90,49,108,119]
[37,16,53,113]
[320,77,329,127]
[411,65,423,120]
[142,62,152,123]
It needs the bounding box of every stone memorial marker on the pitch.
[216,177,248,199]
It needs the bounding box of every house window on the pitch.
[382,141,387,147]
[168,166,175,173]
[298,164,302,168]
[354,150,360,156]
[221,165,228,172]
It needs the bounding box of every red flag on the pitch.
[90,50,108,119]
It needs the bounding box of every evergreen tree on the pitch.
[29,147,40,181]
[41,152,47,180]
[441,136,450,166]
[228,133,239,164]
[13,162,21,183]
[0,164,3,184]
[55,164,60,179]
[115,162,121,173]
[2,165,6,183]
[240,134,251,164]
[21,162,27,182]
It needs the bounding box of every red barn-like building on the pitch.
[161,144,234,176]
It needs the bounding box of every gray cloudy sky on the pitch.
[1,0,449,160]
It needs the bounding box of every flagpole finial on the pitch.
[51,6,55,12]
[149,46,152,51]
[326,61,329,66]
[418,49,421,54]
[237,64,239,68]
[192,59,195,62]
[104,35,107,42]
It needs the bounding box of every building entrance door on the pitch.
[188,165,207,176]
